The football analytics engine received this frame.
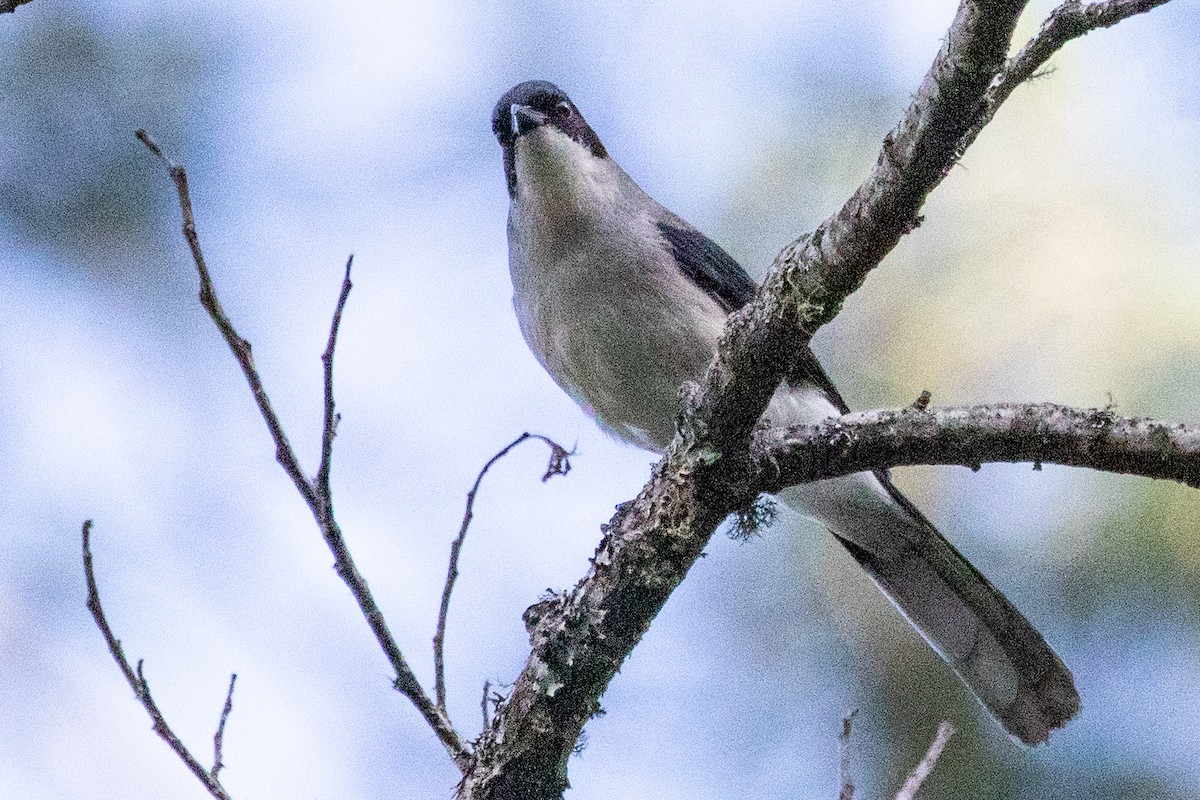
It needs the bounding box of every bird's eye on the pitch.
[555,100,573,118]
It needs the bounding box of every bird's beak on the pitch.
[510,104,547,138]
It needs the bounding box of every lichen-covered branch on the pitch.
[461,3,1033,795]
[752,403,1200,492]
[689,0,1028,454]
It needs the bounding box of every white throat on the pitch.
[513,126,622,229]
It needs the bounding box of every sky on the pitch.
[1,1,1199,798]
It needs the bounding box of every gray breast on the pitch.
[509,206,726,451]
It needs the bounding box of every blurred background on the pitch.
[1,1,1198,797]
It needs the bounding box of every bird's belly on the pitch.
[518,254,725,452]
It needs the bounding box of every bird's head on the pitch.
[492,80,609,200]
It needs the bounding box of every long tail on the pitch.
[780,475,1080,745]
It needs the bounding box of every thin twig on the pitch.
[212,673,237,781]
[83,521,233,800]
[894,722,955,800]
[136,131,470,768]
[135,129,317,509]
[434,433,571,714]
[317,256,354,502]
[957,0,1173,156]
[838,710,857,800]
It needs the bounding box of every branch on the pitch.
[135,131,469,767]
[688,0,1029,455]
[83,521,233,800]
[0,0,34,13]
[317,256,354,503]
[694,0,1172,463]
[894,722,956,800]
[459,2,1175,797]
[134,130,317,510]
[957,0,1174,155]
[836,714,954,800]
[461,4,1026,795]
[434,433,572,715]
[838,711,858,800]
[212,673,238,782]
[752,403,1200,492]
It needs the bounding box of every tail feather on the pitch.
[781,477,1080,744]
[832,528,1080,744]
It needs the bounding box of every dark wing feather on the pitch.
[789,347,851,414]
[656,221,757,313]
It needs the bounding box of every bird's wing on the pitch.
[655,220,757,313]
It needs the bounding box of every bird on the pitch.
[491,79,1080,745]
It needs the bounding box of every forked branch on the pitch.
[957,0,1175,155]
[837,714,955,800]
[134,131,468,767]
[83,521,235,800]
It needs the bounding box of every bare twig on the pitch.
[317,256,354,502]
[957,0,1173,155]
[83,521,233,800]
[894,722,955,800]
[836,714,953,800]
[135,131,469,767]
[434,433,572,714]
[212,673,237,781]
[838,710,857,800]
[134,129,317,509]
